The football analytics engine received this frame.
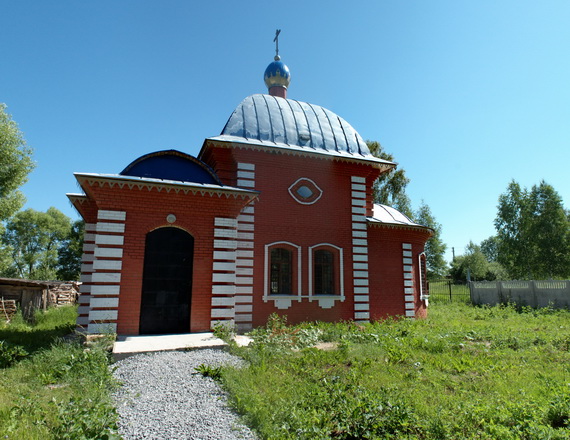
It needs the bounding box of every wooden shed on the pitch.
[0,278,79,321]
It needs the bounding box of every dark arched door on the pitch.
[139,227,194,334]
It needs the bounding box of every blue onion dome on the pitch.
[264,56,291,90]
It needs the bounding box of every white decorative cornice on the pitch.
[203,139,394,172]
[67,193,90,204]
[73,173,259,201]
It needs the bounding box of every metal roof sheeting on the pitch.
[368,204,427,228]
[209,94,392,165]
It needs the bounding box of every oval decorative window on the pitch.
[288,178,323,205]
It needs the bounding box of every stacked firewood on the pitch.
[49,283,79,306]
[0,298,17,321]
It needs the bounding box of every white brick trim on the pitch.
[213,273,236,283]
[215,218,238,228]
[237,179,255,188]
[214,239,238,249]
[89,310,118,321]
[91,272,121,283]
[214,228,238,238]
[237,162,255,171]
[95,234,124,246]
[211,309,235,318]
[91,285,121,296]
[351,175,370,322]
[97,210,126,221]
[87,323,117,333]
[96,222,126,233]
[93,260,122,271]
[402,243,415,318]
[237,170,255,179]
[95,247,123,258]
[212,297,235,307]
[213,251,237,260]
[213,262,236,272]
[90,297,119,308]
[235,314,253,322]
[212,285,236,295]
[235,304,253,313]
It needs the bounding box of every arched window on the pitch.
[308,244,345,308]
[314,249,335,295]
[264,242,301,309]
[270,248,292,295]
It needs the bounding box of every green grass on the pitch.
[0,306,119,439]
[223,304,570,439]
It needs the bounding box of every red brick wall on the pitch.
[79,181,248,334]
[205,145,400,327]
[367,225,431,320]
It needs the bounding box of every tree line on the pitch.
[451,180,570,282]
[0,104,83,281]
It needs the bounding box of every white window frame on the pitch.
[308,243,345,309]
[263,241,302,309]
[418,252,429,304]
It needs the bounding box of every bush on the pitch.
[0,340,28,368]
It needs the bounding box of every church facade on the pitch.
[69,54,432,334]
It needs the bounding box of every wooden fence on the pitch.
[470,280,570,309]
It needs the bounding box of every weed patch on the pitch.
[0,306,119,439]
[223,303,570,439]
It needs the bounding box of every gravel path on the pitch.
[112,349,258,440]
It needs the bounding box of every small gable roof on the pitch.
[368,204,433,234]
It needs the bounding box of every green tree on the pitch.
[450,241,507,282]
[0,104,35,221]
[495,180,570,279]
[367,141,448,274]
[1,207,72,280]
[414,201,447,279]
[367,140,413,218]
[527,182,570,278]
[480,236,500,262]
[57,219,84,280]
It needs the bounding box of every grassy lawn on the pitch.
[0,306,118,440]
[2,302,569,439]
[223,303,570,439]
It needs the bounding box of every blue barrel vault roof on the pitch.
[120,150,222,184]
[204,94,394,168]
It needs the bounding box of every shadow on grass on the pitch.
[0,323,76,353]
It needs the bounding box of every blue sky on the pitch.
[2,1,569,263]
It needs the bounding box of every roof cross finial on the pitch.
[273,29,281,60]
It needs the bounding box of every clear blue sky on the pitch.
[2,1,569,263]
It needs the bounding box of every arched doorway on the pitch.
[139,227,194,334]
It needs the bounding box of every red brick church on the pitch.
[68,51,432,335]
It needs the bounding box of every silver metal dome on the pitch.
[207,94,392,166]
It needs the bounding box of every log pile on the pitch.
[0,298,17,321]
[48,283,79,306]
